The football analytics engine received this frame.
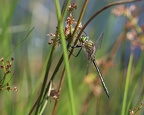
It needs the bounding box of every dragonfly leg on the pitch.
[68,45,82,57]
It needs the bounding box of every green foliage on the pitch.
[0,0,144,115]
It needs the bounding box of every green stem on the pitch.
[54,1,76,115]
[121,53,133,115]
[39,81,52,115]
[5,27,35,59]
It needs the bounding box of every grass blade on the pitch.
[54,1,76,115]
[121,53,133,115]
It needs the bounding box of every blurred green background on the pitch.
[0,0,144,115]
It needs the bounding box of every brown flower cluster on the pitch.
[48,81,59,101]
[130,102,144,115]
[112,5,144,51]
[0,57,14,75]
[67,3,77,12]
[47,32,60,45]
[111,5,136,17]
[48,3,82,46]
[0,57,18,92]
[50,87,59,100]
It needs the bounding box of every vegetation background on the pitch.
[0,0,144,115]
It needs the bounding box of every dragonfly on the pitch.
[70,32,110,98]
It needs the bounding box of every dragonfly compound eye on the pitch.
[81,35,88,43]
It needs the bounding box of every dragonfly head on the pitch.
[80,35,89,43]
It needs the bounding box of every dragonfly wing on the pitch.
[95,32,104,49]
[86,60,91,75]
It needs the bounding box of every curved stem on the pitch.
[77,0,142,41]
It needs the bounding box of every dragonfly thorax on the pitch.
[80,35,96,60]
[83,39,96,61]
